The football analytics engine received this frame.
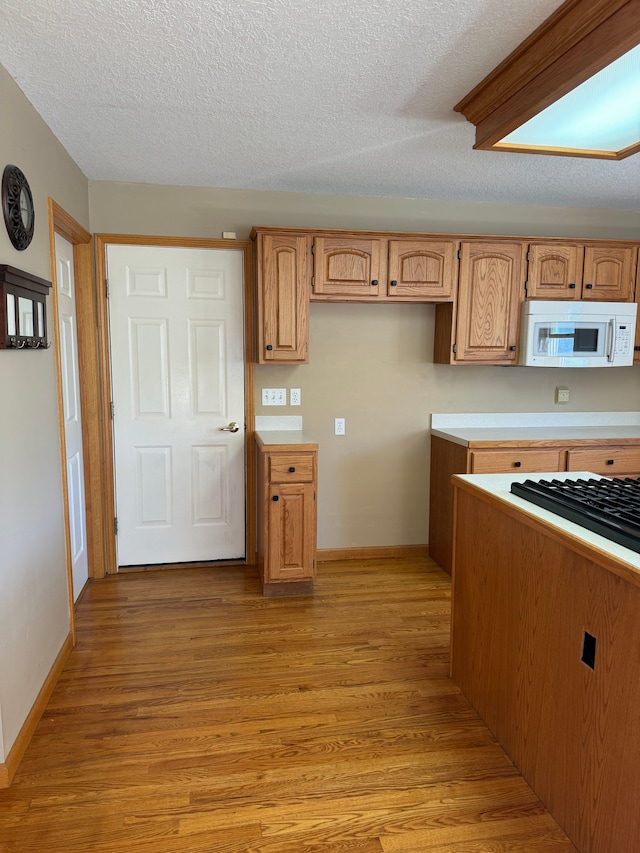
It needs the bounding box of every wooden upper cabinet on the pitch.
[387,239,456,299]
[313,237,384,298]
[582,245,637,301]
[455,242,525,363]
[526,242,637,301]
[256,232,310,364]
[527,244,583,299]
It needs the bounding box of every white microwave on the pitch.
[520,300,637,368]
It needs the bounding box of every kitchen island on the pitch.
[451,471,640,853]
[430,412,640,574]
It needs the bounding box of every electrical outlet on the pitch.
[555,386,570,404]
[262,388,287,406]
[290,388,301,406]
[334,417,346,436]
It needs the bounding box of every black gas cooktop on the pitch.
[510,476,640,554]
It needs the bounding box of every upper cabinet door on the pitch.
[313,237,384,298]
[257,232,310,363]
[455,242,525,363]
[527,244,583,300]
[582,246,637,301]
[387,239,456,299]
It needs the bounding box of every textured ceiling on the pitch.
[1,0,638,210]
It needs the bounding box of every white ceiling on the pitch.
[1,0,638,211]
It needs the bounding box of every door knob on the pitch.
[219,421,240,433]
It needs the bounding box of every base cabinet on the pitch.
[255,435,318,596]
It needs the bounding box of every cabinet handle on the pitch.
[390,280,397,286]
[371,280,378,286]
[272,495,279,501]
[514,461,522,468]
[288,466,295,473]
[569,283,576,289]
[585,283,593,289]
[607,459,614,465]
[266,345,273,351]
[510,346,517,351]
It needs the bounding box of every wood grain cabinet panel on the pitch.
[313,236,384,298]
[387,239,456,299]
[566,447,640,477]
[256,438,318,596]
[256,232,310,363]
[454,242,525,363]
[526,243,636,302]
[470,448,562,474]
[582,245,637,301]
[526,243,583,299]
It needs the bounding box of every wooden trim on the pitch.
[251,225,640,248]
[318,545,429,562]
[48,200,98,642]
[454,0,640,156]
[93,234,254,574]
[0,633,72,788]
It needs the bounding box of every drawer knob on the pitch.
[607,459,614,465]
[390,279,398,286]
[289,466,296,473]
[272,495,279,501]
[514,461,522,468]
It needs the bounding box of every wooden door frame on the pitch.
[48,200,97,642]
[94,234,255,575]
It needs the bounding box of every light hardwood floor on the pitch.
[0,558,575,852]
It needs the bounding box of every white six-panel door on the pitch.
[55,233,90,600]
[107,245,245,566]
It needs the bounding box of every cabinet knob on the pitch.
[514,461,522,468]
[390,280,397,286]
[266,345,273,351]
[635,346,640,351]
[510,346,517,351]
[585,283,593,289]
[371,280,378,286]
[607,459,614,465]
[569,283,576,289]
[289,466,295,473]
[272,495,279,501]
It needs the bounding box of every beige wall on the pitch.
[90,181,640,549]
[0,65,89,761]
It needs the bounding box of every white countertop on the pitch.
[454,471,640,573]
[431,412,640,446]
[254,430,318,449]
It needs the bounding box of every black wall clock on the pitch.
[2,165,35,251]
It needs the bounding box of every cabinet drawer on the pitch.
[470,449,562,474]
[268,454,315,483]
[566,447,640,476]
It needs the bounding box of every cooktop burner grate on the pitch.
[510,477,640,554]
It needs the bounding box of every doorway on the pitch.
[94,235,255,573]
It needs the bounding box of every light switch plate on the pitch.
[262,388,287,406]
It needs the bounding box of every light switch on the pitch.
[262,388,287,406]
